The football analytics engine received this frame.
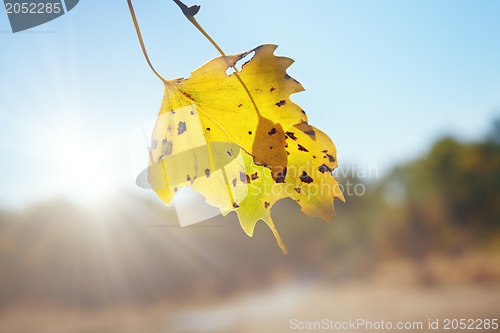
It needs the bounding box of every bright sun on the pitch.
[44,125,116,205]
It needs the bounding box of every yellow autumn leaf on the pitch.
[148,45,306,206]
[228,125,345,253]
[147,104,248,210]
[127,0,344,252]
[143,42,344,253]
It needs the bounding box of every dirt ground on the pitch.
[1,278,499,333]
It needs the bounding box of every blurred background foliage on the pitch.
[0,118,499,332]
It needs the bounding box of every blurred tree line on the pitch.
[380,119,500,253]
[321,118,500,283]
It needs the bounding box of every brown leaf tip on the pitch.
[274,167,287,183]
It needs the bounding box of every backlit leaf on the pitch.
[147,45,343,252]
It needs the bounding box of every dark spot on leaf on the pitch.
[171,110,176,114]
[233,202,240,208]
[205,169,211,178]
[285,74,291,80]
[298,144,309,152]
[264,202,270,209]
[322,150,328,153]
[318,164,332,174]
[295,188,301,194]
[238,104,242,107]
[177,122,187,135]
[227,150,232,157]
[174,187,178,192]
[162,138,167,144]
[270,87,275,92]
[164,141,173,156]
[270,146,273,150]
[251,172,259,180]
[232,178,237,187]
[286,132,297,140]
[246,175,251,183]
[276,100,286,107]
[326,154,336,163]
[301,110,306,114]
[268,128,277,135]
[190,110,194,115]
[300,171,313,184]
[286,151,290,155]
[182,91,194,100]
[187,175,191,181]
[248,131,252,135]
[158,155,163,162]
[275,167,287,183]
[176,79,182,84]
[152,140,158,149]
[239,172,246,183]
[206,128,211,131]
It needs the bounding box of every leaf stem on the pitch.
[172,0,224,57]
[127,0,166,83]
[172,0,264,119]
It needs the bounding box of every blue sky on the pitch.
[1,0,499,208]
